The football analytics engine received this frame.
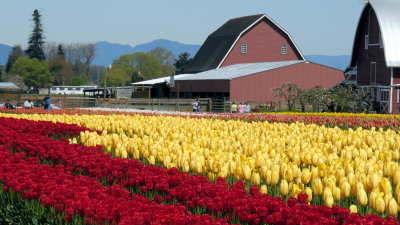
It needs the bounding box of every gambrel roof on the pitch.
[183,14,304,73]
[349,0,400,68]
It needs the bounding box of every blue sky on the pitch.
[1,0,364,55]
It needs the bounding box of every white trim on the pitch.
[390,67,393,113]
[216,14,305,68]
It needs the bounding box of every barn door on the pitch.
[380,89,390,114]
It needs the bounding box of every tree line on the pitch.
[0,9,193,92]
[273,83,375,113]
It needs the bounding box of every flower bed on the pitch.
[0,116,399,224]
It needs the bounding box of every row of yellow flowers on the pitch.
[1,112,400,216]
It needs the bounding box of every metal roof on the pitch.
[176,60,304,81]
[0,82,20,90]
[132,74,191,85]
[369,0,400,67]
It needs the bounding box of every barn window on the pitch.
[241,44,247,54]
[365,35,369,49]
[281,45,287,55]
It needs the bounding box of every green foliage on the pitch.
[174,52,193,75]
[48,55,73,85]
[68,75,87,86]
[305,86,329,112]
[148,47,176,76]
[10,57,53,88]
[102,64,132,87]
[111,52,163,84]
[25,9,45,61]
[5,45,24,73]
[56,44,64,57]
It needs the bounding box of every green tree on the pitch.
[68,76,87,86]
[48,55,73,85]
[5,45,24,73]
[273,83,301,111]
[25,9,45,61]
[306,86,329,112]
[174,52,193,74]
[148,47,176,76]
[56,44,65,57]
[113,52,163,81]
[329,84,356,112]
[102,64,132,87]
[10,57,53,88]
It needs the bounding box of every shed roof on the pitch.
[176,60,304,81]
[0,82,21,90]
[349,0,400,67]
[132,74,191,85]
[183,14,304,73]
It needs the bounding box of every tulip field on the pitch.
[0,108,400,224]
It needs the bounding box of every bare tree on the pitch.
[273,83,301,111]
[44,41,59,59]
[64,43,96,79]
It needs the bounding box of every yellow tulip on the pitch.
[301,168,311,184]
[375,196,385,213]
[388,198,398,217]
[357,189,368,206]
[349,205,358,213]
[305,187,313,202]
[251,172,261,186]
[280,180,289,196]
[260,185,268,194]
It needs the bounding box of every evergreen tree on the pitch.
[25,9,45,61]
[5,45,24,73]
[56,44,65,57]
[174,52,192,74]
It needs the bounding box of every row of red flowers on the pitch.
[1,107,400,131]
[0,146,228,225]
[0,117,398,224]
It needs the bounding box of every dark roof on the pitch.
[183,14,265,73]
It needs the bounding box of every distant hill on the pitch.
[0,40,350,71]
[0,44,12,66]
[93,39,201,66]
[305,55,350,71]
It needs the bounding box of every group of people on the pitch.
[191,98,201,112]
[231,102,251,113]
[2,96,61,110]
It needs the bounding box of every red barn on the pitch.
[345,0,400,114]
[173,14,344,101]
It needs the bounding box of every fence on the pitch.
[18,95,277,112]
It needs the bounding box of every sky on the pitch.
[1,0,364,56]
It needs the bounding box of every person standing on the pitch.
[244,102,251,113]
[238,102,245,113]
[196,98,201,112]
[192,99,198,112]
[43,96,51,110]
[231,102,238,113]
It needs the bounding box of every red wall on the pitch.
[220,18,302,67]
[392,68,400,114]
[230,62,344,101]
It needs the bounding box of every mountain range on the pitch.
[0,39,350,71]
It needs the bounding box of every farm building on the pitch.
[0,82,22,102]
[173,14,344,101]
[49,86,97,95]
[345,0,400,114]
